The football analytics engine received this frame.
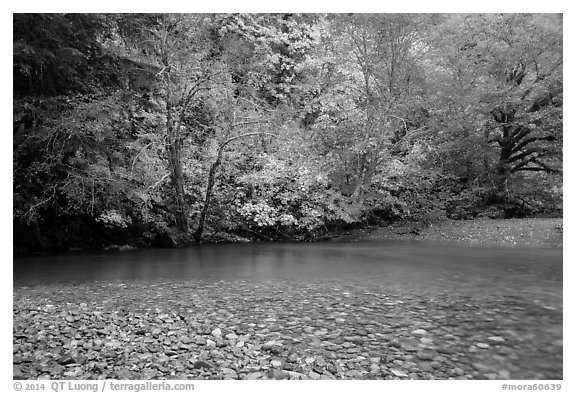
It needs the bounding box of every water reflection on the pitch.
[13,241,562,299]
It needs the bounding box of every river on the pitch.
[13,241,562,303]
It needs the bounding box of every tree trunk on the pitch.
[494,160,511,202]
[193,131,277,243]
[168,145,189,232]
[193,157,220,243]
[166,101,189,233]
[490,109,516,203]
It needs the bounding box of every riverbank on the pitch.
[331,218,563,248]
[13,218,563,380]
[13,278,561,380]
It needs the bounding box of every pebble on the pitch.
[13,279,562,381]
[416,351,435,361]
[221,368,238,378]
[391,369,408,377]
[244,371,264,380]
[211,328,222,337]
[268,369,286,379]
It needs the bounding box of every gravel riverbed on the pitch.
[13,278,562,380]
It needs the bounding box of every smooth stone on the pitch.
[245,371,264,380]
[391,369,408,377]
[211,328,222,337]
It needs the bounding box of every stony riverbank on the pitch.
[332,218,563,247]
[13,279,562,380]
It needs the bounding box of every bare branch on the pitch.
[130,142,154,176]
[146,173,170,192]
[219,131,278,154]
[20,179,70,224]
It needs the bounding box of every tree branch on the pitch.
[510,135,555,155]
[510,126,531,145]
[509,147,546,163]
[146,173,170,192]
[219,131,278,154]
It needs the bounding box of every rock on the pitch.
[193,361,213,370]
[221,368,238,379]
[206,339,216,347]
[287,353,299,363]
[116,369,133,379]
[263,340,278,350]
[271,360,282,368]
[436,347,455,354]
[63,367,83,378]
[488,336,505,343]
[263,341,283,354]
[346,370,364,378]
[389,339,401,348]
[225,333,238,340]
[473,363,491,373]
[391,369,408,378]
[268,369,286,379]
[308,371,321,380]
[211,328,222,337]
[476,343,490,349]
[411,329,427,335]
[416,351,435,361]
[285,370,305,380]
[235,341,244,348]
[57,355,75,365]
[245,371,264,380]
[430,361,442,369]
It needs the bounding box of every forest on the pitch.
[13,13,563,251]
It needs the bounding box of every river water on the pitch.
[13,241,562,303]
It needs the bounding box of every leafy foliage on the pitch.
[13,13,562,250]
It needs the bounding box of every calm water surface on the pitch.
[13,241,562,301]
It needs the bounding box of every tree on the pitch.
[439,14,562,202]
[13,13,112,97]
[311,14,436,206]
[112,14,229,234]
